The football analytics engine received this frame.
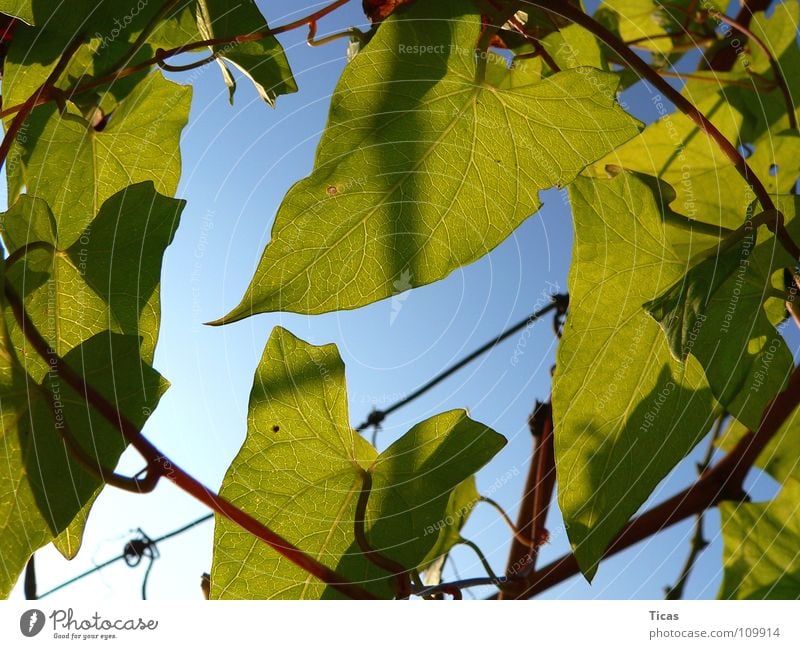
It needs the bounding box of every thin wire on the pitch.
[356,294,568,432]
[37,513,213,599]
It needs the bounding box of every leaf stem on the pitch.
[475,1,525,83]
[306,20,366,48]
[458,538,501,583]
[354,469,412,596]
[646,68,776,91]
[3,283,378,600]
[530,400,555,563]
[479,496,534,547]
[500,399,554,598]
[415,575,509,598]
[156,50,218,73]
[506,15,561,72]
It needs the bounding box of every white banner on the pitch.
[1,601,797,648]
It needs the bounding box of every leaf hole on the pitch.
[769,163,779,176]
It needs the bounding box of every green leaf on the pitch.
[214,0,640,321]
[210,326,384,600]
[553,172,719,580]
[194,0,297,106]
[0,332,166,598]
[719,476,800,599]
[211,327,505,599]
[1,183,185,370]
[644,196,799,429]
[0,185,180,569]
[367,414,504,569]
[8,73,190,248]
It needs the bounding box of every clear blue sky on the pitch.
[7,0,789,601]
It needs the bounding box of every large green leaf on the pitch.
[214,0,640,321]
[1,183,185,370]
[644,196,799,429]
[8,73,190,248]
[0,332,166,598]
[719,476,800,599]
[211,327,505,599]
[553,172,719,580]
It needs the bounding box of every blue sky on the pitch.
[7,0,788,601]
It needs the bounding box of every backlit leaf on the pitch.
[211,327,504,599]
[554,172,719,579]
[719,476,800,599]
[215,0,640,320]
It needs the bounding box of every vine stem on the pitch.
[520,0,800,260]
[498,365,800,599]
[500,431,538,582]
[0,0,352,120]
[529,401,555,564]
[3,284,377,600]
